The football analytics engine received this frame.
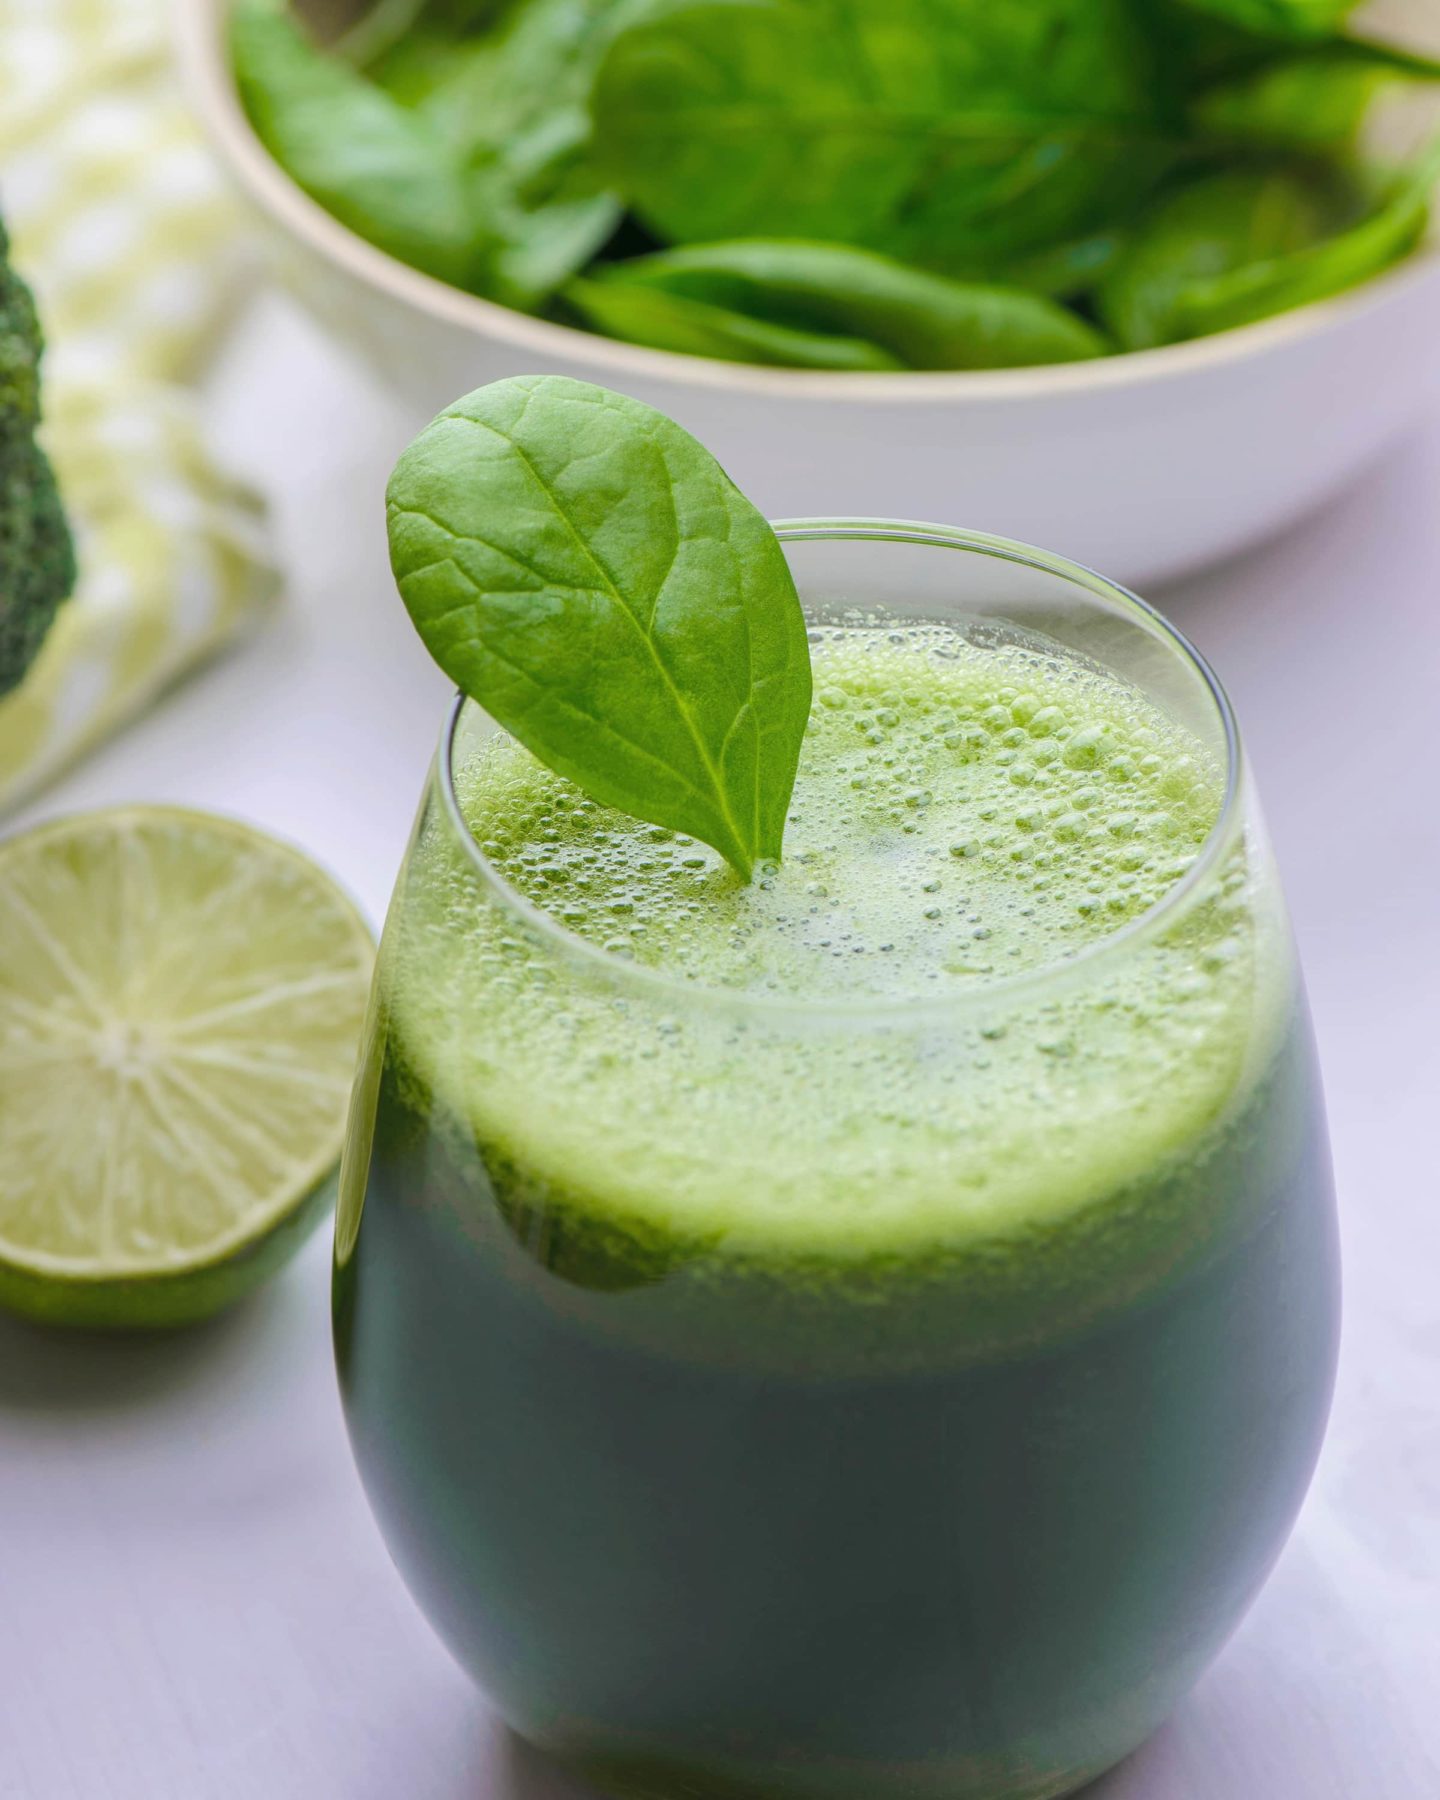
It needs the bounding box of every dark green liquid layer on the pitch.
[335,627,1338,1799]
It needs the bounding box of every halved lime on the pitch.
[0,806,375,1327]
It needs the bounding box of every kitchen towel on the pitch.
[0,0,278,812]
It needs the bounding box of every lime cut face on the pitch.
[0,807,375,1327]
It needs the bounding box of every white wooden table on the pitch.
[2,295,1437,1800]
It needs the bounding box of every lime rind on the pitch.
[0,1170,338,1330]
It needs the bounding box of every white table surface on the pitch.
[2,294,1437,1800]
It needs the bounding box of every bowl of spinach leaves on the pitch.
[178,0,1440,583]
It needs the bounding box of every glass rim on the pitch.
[435,518,1244,1022]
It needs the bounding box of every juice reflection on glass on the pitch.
[335,523,1339,1800]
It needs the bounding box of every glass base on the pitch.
[516,1724,1127,1800]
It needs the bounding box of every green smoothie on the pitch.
[336,620,1337,1799]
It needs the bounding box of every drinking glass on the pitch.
[334,523,1339,1800]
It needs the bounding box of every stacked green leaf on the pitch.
[0,219,76,696]
[230,0,1440,370]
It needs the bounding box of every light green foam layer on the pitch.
[464,624,1224,997]
[382,625,1288,1270]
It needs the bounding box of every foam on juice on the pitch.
[381,623,1285,1303]
[463,625,1224,997]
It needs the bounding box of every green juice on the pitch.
[335,622,1337,1800]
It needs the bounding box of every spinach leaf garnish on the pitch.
[387,376,812,879]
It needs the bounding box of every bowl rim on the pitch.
[175,0,1440,404]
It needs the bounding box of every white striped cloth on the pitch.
[0,0,279,812]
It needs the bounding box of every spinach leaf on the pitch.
[1190,25,1440,150]
[595,240,1110,367]
[589,0,1174,278]
[387,375,812,878]
[1098,145,1437,346]
[1338,39,1440,82]
[234,0,1440,363]
[333,0,434,70]
[1157,139,1440,338]
[1174,0,1360,39]
[419,0,622,157]
[230,0,485,290]
[1192,50,1390,148]
[355,20,476,103]
[564,277,903,369]
[338,2,513,71]
[1007,231,1131,299]
[1097,165,1359,345]
[419,0,629,303]
[471,129,621,307]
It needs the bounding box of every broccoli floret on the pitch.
[0,218,75,697]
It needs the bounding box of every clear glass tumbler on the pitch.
[334,523,1339,1800]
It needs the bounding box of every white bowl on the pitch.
[175,0,1440,587]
